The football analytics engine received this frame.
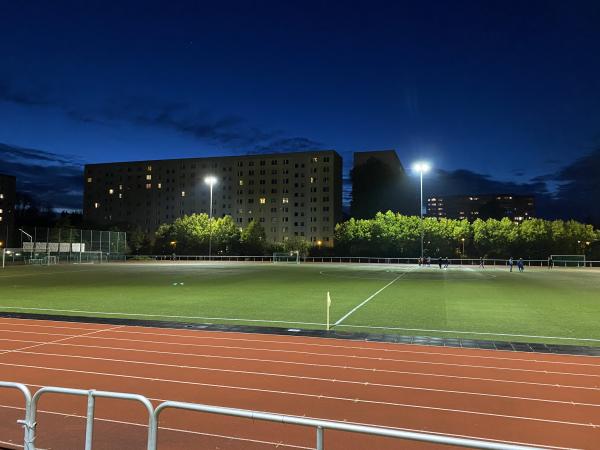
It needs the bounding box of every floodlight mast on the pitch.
[204,176,218,260]
[412,162,431,261]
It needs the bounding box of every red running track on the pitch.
[0,317,598,450]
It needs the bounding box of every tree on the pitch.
[240,220,267,255]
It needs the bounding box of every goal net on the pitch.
[550,255,586,267]
[75,251,105,264]
[273,251,300,264]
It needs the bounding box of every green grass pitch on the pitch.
[1,262,599,346]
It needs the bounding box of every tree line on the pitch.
[127,211,599,259]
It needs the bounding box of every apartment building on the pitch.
[427,194,535,222]
[84,151,343,246]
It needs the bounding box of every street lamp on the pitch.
[461,238,465,256]
[204,176,218,259]
[412,162,431,260]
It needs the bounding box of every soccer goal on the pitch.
[550,255,586,267]
[75,251,105,264]
[273,251,300,264]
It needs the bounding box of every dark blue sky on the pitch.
[1,0,599,218]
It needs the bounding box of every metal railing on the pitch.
[113,254,600,268]
[0,382,547,450]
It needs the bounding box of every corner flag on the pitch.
[326,291,332,331]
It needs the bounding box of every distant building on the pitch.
[84,151,343,246]
[0,173,16,248]
[351,150,414,218]
[427,194,535,222]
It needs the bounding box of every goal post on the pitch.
[550,255,586,267]
[273,251,300,264]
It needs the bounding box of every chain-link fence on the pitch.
[2,227,126,265]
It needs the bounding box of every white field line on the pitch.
[2,340,599,391]
[0,361,597,429]
[2,304,599,344]
[334,270,413,327]
[0,328,598,378]
[0,306,323,326]
[0,318,599,365]
[336,324,600,343]
[13,349,600,408]
[0,402,576,450]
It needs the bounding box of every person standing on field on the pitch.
[518,258,524,272]
[479,257,484,269]
[508,257,514,272]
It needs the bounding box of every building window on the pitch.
[239,179,244,186]
[94,202,100,208]
[146,174,152,180]
[109,189,114,194]
[282,197,289,204]
[259,197,266,204]
[87,177,92,183]
[181,191,185,197]
[145,183,152,189]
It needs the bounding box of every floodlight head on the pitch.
[204,176,217,186]
[412,161,431,173]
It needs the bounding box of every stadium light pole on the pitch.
[412,162,431,260]
[204,176,217,260]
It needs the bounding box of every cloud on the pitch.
[0,79,50,107]
[254,137,324,153]
[0,143,83,210]
[536,148,600,224]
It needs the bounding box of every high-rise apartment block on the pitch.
[84,151,342,246]
[427,194,535,222]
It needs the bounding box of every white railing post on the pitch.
[316,425,324,450]
[0,382,33,450]
[84,390,96,450]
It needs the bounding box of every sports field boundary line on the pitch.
[2,305,599,345]
[3,320,598,366]
[0,311,599,356]
[333,270,412,327]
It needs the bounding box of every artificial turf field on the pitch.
[0,262,599,346]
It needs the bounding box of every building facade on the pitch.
[0,174,16,248]
[427,194,535,222]
[351,149,415,218]
[84,151,343,246]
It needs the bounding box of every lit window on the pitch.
[146,174,152,180]
[147,165,152,171]
[181,191,185,197]
[109,189,114,194]
[239,179,244,186]
[0,194,3,199]
[0,217,2,222]
[94,202,100,208]
[312,157,318,163]
[282,197,289,204]
[310,177,315,183]
[87,177,92,183]
[118,193,122,199]
[145,183,152,189]
[119,184,123,190]
[0,209,2,213]
[157,183,162,189]
[259,197,266,204]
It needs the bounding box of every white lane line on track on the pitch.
[0,402,576,450]
[0,329,598,377]
[1,362,597,429]
[1,319,599,366]
[12,350,600,408]
[2,305,599,343]
[333,270,413,327]
[0,327,600,378]
[0,326,124,358]
[1,341,599,391]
